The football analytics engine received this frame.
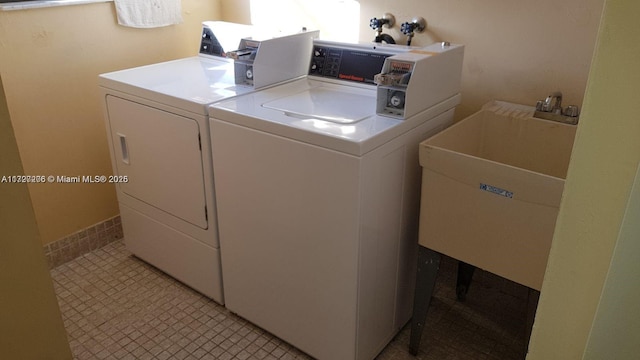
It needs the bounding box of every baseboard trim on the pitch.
[44,215,123,269]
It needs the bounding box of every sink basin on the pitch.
[417,101,577,290]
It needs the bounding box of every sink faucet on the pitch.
[542,91,563,114]
[534,90,579,124]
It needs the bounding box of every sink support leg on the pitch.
[524,288,540,356]
[409,246,441,355]
[456,261,476,301]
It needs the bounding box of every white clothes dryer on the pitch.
[209,41,464,359]
[99,22,317,303]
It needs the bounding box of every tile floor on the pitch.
[51,239,529,360]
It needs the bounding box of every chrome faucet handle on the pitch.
[564,105,580,117]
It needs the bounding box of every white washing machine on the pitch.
[99,22,317,303]
[209,41,464,359]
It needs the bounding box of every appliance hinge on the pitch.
[198,134,202,151]
[205,205,208,221]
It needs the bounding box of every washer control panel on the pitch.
[309,45,393,85]
[200,25,225,57]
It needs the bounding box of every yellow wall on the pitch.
[220,0,249,24]
[527,0,640,358]
[0,0,221,244]
[221,0,604,120]
[585,163,640,358]
[357,0,605,120]
[1,76,72,359]
[1,0,603,246]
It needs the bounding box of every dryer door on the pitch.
[106,95,208,229]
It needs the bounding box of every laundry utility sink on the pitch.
[417,101,577,290]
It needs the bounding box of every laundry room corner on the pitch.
[220,0,603,122]
[0,0,222,254]
[4,0,637,358]
[357,0,604,121]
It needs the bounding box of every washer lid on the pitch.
[262,87,373,123]
[210,78,461,156]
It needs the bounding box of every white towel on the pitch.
[114,0,183,28]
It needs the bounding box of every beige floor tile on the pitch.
[52,240,528,359]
